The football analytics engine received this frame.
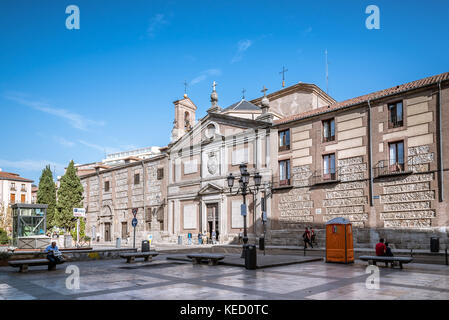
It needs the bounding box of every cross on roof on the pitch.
[261,85,268,96]
[212,81,217,91]
[184,80,188,94]
[241,88,246,99]
[279,66,288,87]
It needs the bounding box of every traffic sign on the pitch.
[262,211,267,222]
[132,218,138,227]
[73,208,86,218]
[132,208,138,217]
[240,204,247,216]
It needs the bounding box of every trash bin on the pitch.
[141,240,150,252]
[430,237,439,252]
[116,238,121,248]
[259,237,265,251]
[178,235,182,245]
[245,244,257,270]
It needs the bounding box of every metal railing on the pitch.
[373,156,415,178]
[271,175,292,189]
[388,115,403,128]
[310,167,340,185]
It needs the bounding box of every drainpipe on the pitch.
[367,99,374,207]
[142,160,146,230]
[437,81,444,202]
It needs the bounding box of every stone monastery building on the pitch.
[77,71,449,249]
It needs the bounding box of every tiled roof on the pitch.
[223,99,261,112]
[0,171,33,182]
[275,71,449,125]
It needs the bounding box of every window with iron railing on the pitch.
[323,118,335,142]
[323,154,336,181]
[278,129,290,151]
[21,184,26,192]
[373,142,414,178]
[279,160,291,186]
[389,141,404,172]
[388,101,403,128]
[10,183,16,191]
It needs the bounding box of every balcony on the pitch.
[373,158,413,179]
[272,175,292,190]
[310,168,340,186]
[388,115,403,129]
[323,135,335,143]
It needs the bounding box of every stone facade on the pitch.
[81,156,167,245]
[79,73,449,250]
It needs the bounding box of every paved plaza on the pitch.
[0,254,448,300]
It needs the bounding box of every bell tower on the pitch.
[171,94,197,142]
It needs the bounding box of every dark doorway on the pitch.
[104,223,111,242]
[206,203,219,243]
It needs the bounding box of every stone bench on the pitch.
[186,253,225,266]
[8,258,65,273]
[359,255,413,269]
[120,251,159,263]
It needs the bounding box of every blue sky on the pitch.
[1,0,449,183]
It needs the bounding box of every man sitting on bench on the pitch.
[375,238,386,256]
[45,241,62,270]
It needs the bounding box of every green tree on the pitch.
[56,160,84,233]
[0,228,10,244]
[37,165,57,229]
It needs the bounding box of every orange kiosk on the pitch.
[325,217,354,264]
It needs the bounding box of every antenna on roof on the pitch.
[325,49,329,94]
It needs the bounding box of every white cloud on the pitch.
[190,69,222,86]
[231,39,253,63]
[54,136,75,147]
[147,13,169,37]
[78,140,120,155]
[4,94,105,131]
[303,27,313,36]
[0,159,66,177]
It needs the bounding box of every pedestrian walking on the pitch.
[212,230,216,244]
[310,227,316,245]
[302,227,313,249]
[238,229,243,244]
[198,232,202,245]
[188,232,192,245]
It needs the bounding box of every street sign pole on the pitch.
[77,218,80,247]
[133,225,136,249]
[132,208,138,249]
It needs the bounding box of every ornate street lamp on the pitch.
[227,163,262,258]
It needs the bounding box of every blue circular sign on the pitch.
[132,218,138,227]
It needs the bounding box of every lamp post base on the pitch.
[241,236,249,258]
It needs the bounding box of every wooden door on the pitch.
[104,223,111,242]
